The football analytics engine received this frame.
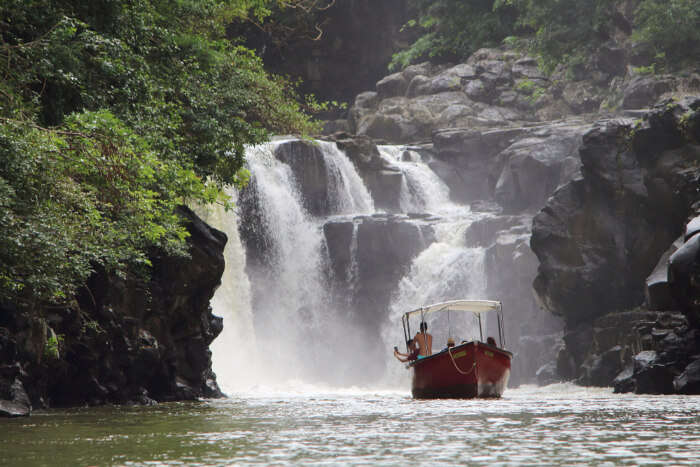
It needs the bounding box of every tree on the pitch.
[0,0,318,306]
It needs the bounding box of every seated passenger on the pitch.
[487,336,497,346]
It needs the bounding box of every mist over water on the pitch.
[204,139,506,393]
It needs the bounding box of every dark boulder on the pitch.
[376,72,408,99]
[494,125,584,212]
[353,216,433,322]
[0,378,31,417]
[674,358,700,394]
[0,207,226,412]
[532,99,700,327]
[645,237,684,311]
[622,75,676,109]
[274,140,332,216]
[323,220,356,284]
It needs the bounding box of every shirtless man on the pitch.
[414,321,433,357]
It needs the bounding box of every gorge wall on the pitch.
[532,98,700,394]
[0,207,225,417]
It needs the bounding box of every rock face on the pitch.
[0,207,225,414]
[532,98,700,327]
[341,44,699,145]
[531,97,700,393]
[241,0,414,106]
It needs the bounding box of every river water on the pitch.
[2,384,698,466]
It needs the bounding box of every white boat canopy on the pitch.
[404,300,502,318]
[401,299,507,349]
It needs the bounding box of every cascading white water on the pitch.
[377,145,457,214]
[382,216,491,386]
[195,189,260,394]
[206,139,493,392]
[318,141,374,215]
[208,140,378,391]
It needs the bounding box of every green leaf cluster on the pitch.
[390,0,519,71]
[0,0,318,306]
[392,0,700,73]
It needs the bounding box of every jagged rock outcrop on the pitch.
[0,207,225,415]
[341,43,699,145]
[532,98,700,327]
[532,97,700,393]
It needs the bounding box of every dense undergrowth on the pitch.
[0,0,318,307]
[391,0,700,73]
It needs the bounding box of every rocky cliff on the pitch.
[531,97,700,394]
[0,207,226,417]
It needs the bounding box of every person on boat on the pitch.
[446,337,455,349]
[487,336,497,347]
[414,322,433,358]
[394,339,419,362]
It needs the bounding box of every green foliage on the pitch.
[0,0,318,306]
[516,79,536,94]
[511,0,615,73]
[633,0,700,66]
[389,0,520,70]
[393,0,698,74]
[44,332,64,360]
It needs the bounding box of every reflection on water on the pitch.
[1,384,698,466]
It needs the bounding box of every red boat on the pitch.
[397,300,513,399]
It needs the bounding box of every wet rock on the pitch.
[376,72,408,99]
[580,345,626,386]
[323,220,356,283]
[631,351,676,394]
[685,215,700,240]
[532,99,700,327]
[274,140,332,216]
[1,206,226,411]
[494,125,584,212]
[645,237,684,310]
[622,75,676,109]
[353,217,433,321]
[0,378,31,417]
[674,358,700,394]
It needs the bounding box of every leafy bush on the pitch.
[389,0,519,70]
[392,0,697,73]
[633,0,700,66]
[0,0,318,306]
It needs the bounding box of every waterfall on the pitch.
[377,145,457,214]
[207,139,494,391]
[318,141,374,215]
[194,189,259,394]
[382,216,490,386]
[208,140,381,390]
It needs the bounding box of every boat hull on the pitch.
[410,341,512,399]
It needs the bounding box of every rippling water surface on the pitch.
[1,384,698,466]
